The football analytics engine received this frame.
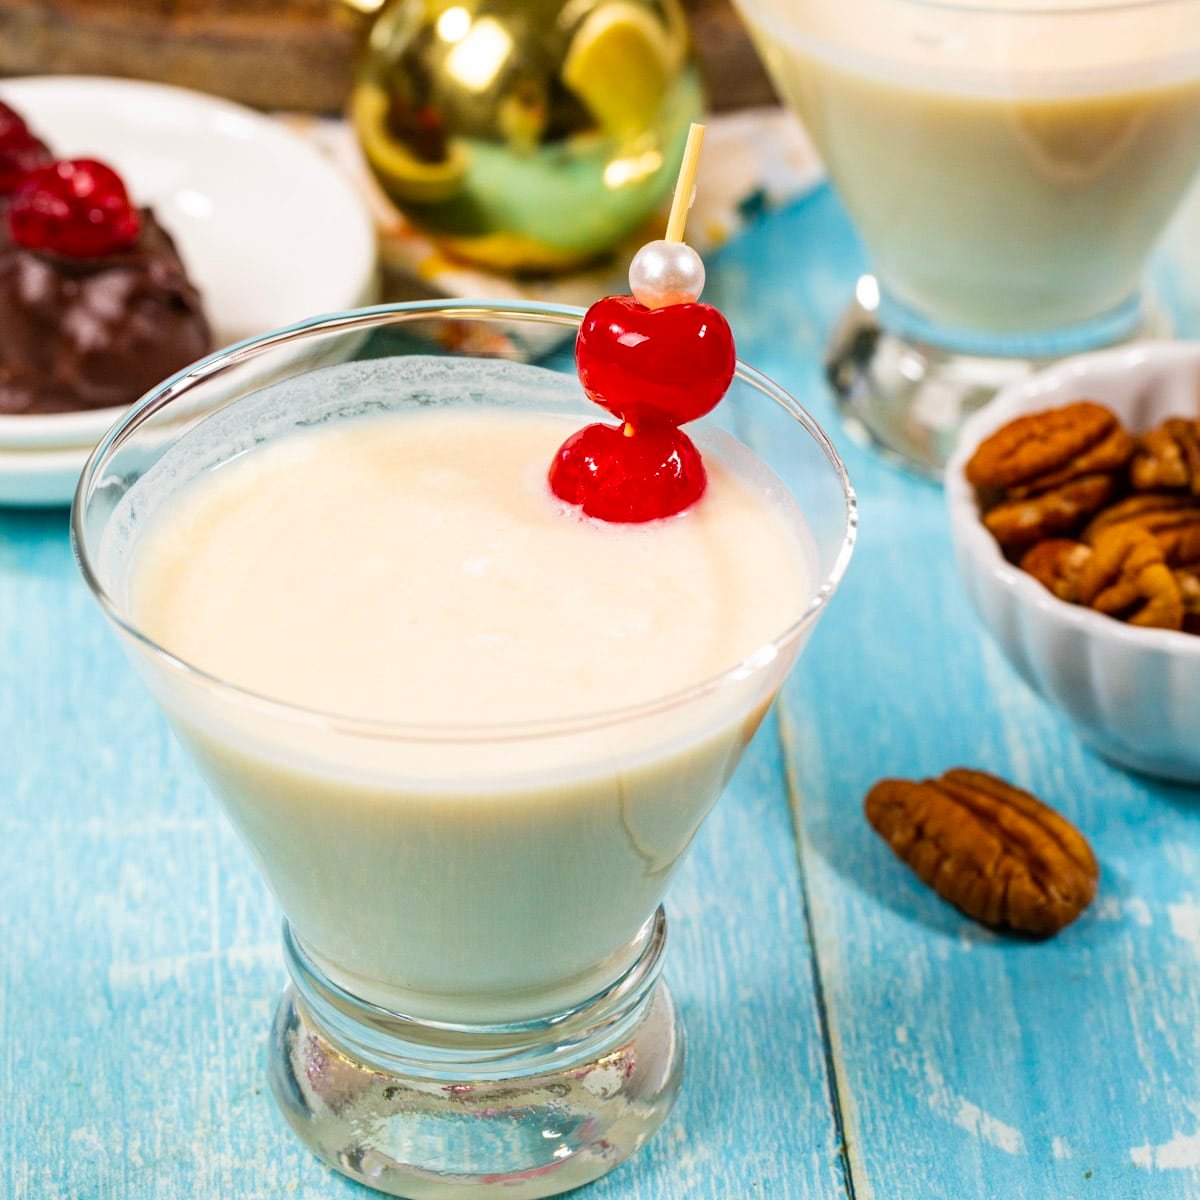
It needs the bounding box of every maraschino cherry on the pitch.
[550,422,707,523]
[0,101,51,197]
[9,158,142,257]
[550,124,735,523]
[575,294,735,430]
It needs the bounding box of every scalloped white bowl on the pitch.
[946,341,1200,783]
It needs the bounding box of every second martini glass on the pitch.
[72,301,856,1199]
[736,0,1200,474]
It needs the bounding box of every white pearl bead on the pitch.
[628,239,705,309]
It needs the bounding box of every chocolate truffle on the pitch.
[0,209,213,414]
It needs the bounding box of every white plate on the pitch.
[0,76,378,497]
[0,444,90,507]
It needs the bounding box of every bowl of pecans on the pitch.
[946,341,1200,782]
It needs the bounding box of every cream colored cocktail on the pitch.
[124,404,812,1021]
[736,0,1200,470]
[75,303,855,1199]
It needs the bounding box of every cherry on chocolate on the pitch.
[0,101,33,147]
[0,101,51,197]
[549,421,706,523]
[575,294,736,430]
[10,158,142,257]
[0,139,50,198]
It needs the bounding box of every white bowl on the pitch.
[946,341,1200,783]
[0,76,378,465]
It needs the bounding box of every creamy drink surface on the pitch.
[738,0,1200,333]
[131,410,807,727]
[118,383,814,1022]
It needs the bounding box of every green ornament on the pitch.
[352,0,703,273]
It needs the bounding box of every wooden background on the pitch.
[0,0,776,113]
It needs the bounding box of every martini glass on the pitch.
[735,0,1200,475]
[72,301,856,1199]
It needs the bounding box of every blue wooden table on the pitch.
[5,180,1200,1200]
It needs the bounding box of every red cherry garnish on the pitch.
[9,159,141,257]
[0,101,29,143]
[549,421,706,523]
[576,294,736,429]
[0,138,51,198]
[0,101,51,197]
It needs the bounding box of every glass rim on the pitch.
[71,299,858,745]
[890,0,1188,12]
[739,0,1195,15]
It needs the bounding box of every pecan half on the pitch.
[1019,538,1093,602]
[1077,525,1184,629]
[1157,519,1200,567]
[983,473,1116,553]
[1131,419,1200,494]
[1008,423,1134,497]
[1178,568,1200,614]
[865,769,1098,937]
[1082,492,1200,543]
[965,401,1123,490]
[1179,570,1200,635]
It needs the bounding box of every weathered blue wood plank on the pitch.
[720,183,1200,1200]
[0,497,845,1190]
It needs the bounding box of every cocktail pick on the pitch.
[550,122,736,523]
[628,123,708,309]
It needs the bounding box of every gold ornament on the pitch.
[351,0,703,273]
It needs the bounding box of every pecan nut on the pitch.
[1019,539,1093,602]
[1166,522,1200,571]
[965,401,1125,490]
[1131,419,1200,494]
[1083,492,1200,545]
[1179,570,1200,635]
[1159,520,1200,568]
[865,768,1098,937]
[983,473,1116,553]
[1077,525,1184,629]
[1007,423,1134,497]
[1178,568,1200,614]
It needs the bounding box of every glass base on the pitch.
[267,910,684,1199]
[826,279,1168,479]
